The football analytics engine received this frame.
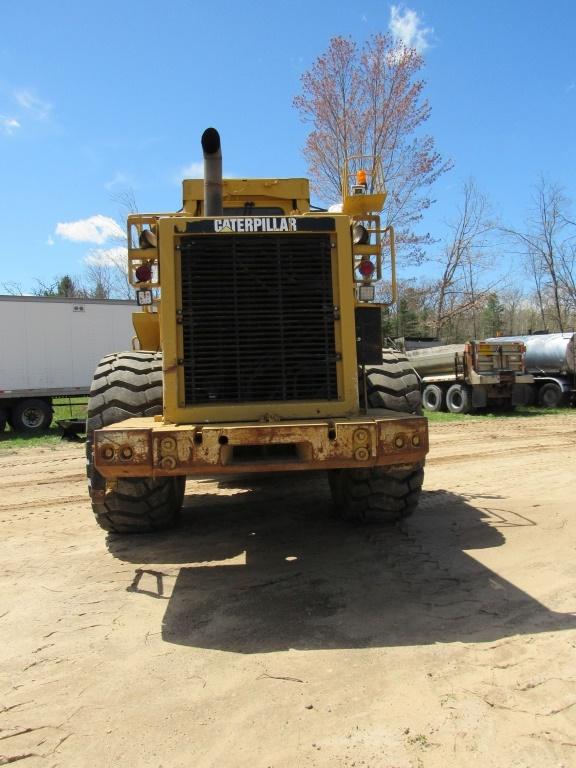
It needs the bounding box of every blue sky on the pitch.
[1,0,574,292]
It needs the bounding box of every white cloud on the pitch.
[178,160,237,183]
[105,172,131,190]
[1,116,20,135]
[85,246,128,267]
[181,161,205,178]
[14,89,52,120]
[56,214,124,244]
[46,235,55,246]
[389,5,432,53]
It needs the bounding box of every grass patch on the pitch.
[426,410,485,423]
[0,397,87,451]
[426,405,570,422]
[0,433,65,450]
[53,397,88,421]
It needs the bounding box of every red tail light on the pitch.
[358,259,375,278]
[135,264,152,282]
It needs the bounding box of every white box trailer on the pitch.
[0,296,136,432]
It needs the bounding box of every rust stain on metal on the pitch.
[93,414,429,479]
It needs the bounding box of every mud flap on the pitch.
[472,387,487,408]
[512,384,529,405]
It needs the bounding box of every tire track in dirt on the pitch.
[428,439,576,465]
[0,495,88,513]
[0,473,85,490]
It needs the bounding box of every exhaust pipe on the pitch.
[201,127,222,216]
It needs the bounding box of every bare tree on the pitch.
[432,181,498,337]
[505,178,576,331]
[110,187,138,218]
[498,287,527,334]
[32,274,89,298]
[557,236,576,315]
[83,257,132,299]
[1,281,24,295]
[294,35,451,262]
[73,186,138,300]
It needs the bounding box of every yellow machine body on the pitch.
[93,167,427,480]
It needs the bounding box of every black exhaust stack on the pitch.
[201,127,222,216]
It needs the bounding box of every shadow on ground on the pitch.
[108,472,576,653]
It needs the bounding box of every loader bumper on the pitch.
[92,410,428,478]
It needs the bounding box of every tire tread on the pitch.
[86,351,184,534]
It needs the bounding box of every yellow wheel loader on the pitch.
[86,128,428,533]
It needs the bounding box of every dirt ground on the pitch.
[1,413,576,768]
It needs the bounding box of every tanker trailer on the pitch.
[485,333,576,407]
[406,340,532,413]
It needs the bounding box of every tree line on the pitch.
[378,177,576,342]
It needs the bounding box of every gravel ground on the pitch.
[1,413,575,767]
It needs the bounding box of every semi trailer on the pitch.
[0,296,135,432]
[86,127,429,533]
[486,333,576,407]
[406,340,533,413]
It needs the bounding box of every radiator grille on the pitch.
[180,233,338,405]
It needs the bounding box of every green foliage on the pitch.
[34,273,88,298]
[481,293,505,337]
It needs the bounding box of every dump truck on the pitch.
[486,333,576,407]
[86,128,429,533]
[406,340,533,413]
[0,296,135,432]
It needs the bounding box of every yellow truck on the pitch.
[86,129,428,533]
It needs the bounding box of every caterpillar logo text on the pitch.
[214,217,297,233]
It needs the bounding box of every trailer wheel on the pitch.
[329,463,424,524]
[86,352,185,534]
[0,408,6,432]
[538,382,564,408]
[363,349,421,414]
[445,383,472,414]
[9,398,53,432]
[422,384,444,412]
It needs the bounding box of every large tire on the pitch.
[538,382,564,408]
[364,349,422,415]
[328,349,424,524]
[86,351,185,534]
[329,464,424,524]
[445,383,472,414]
[422,383,444,412]
[9,398,52,432]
